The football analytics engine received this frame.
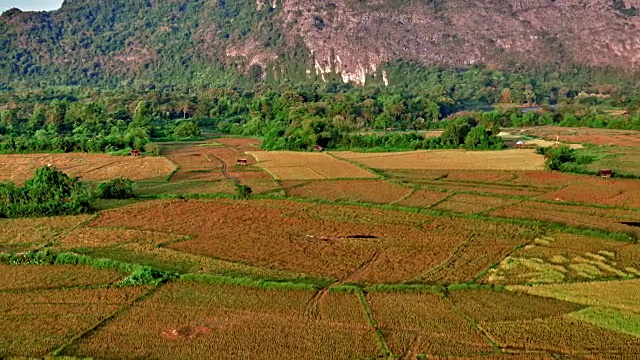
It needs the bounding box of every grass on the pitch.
[569,307,640,338]
[179,273,331,291]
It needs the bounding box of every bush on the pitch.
[234,183,253,199]
[542,146,577,170]
[173,121,201,138]
[95,178,136,199]
[0,165,92,218]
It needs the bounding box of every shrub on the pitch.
[173,121,201,138]
[234,183,253,199]
[0,165,92,218]
[96,177,136,199]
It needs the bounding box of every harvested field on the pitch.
[0,215,91,251]
[433,193,518,214]
[366,292,494,357]
[484,233,640,285]
[282,180,411,204]
[58,228,184,249]
[482,316,640,356]
[65,282,380,360]
[87,199,539,283]
[248,151,376,180]
[518,126,640,147]
[487,201,640,237]
[135,180,237,196]
[0,264,125,290]
[161,139,265,183]
[396,189,448,208]
[509,279,640,312]
[539,178,640,208]
[381,170,548,197]
[0,153,175,184]
[0,286,149,358]
[333,149,545,171]
[511,171,586,187]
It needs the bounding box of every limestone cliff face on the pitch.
[266,0,640,85]
[2,0,640,86]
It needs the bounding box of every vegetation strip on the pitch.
[356,291,393,357]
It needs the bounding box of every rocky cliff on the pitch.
[2,0,640,86]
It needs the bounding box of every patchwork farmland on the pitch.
[2,132,640,358]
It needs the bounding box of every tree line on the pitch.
[1,83,639,154]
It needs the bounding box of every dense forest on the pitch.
[1,75,639,153]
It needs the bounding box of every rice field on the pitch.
[0,286,149,358]
[3,132,640,358]
[0,153,175,183]
[63,282,381,360]
[0,215,91,251]
[0,264,125,290]
[85,199,540,283]
[282,179,411,204]
[487,201,640,237]
[366,292,495,357]
[484,232,640,285]
[333,149,545,171]
[247,151,376,179]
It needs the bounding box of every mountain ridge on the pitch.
[2,0,640,87]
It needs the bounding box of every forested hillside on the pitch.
[3,0,640,89]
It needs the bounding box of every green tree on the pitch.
[173,121,201,138]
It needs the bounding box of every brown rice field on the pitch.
[482,316,640,356]
[432,193,519,214]
[282,179,411,204]
[64,282,381,360]
[333,149,545,171]
[448,290,583,323]
[538,178,640,208]
[0,153,175,183]
[487,201,640,237]
[0,264,125,290]
[85,199,539,283]
[396,189,449,208]
[247,151,376,179]
[366,292,495,357]
[0,215,91,251]
[0,286,149,358]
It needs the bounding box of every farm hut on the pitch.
[130,150,141,157]
[313,145,324,152]
[236,159,248,166]
[599,169,613,178]
[515,141,525,149]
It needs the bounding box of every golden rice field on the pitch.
[247,151,376,179]
[0,215,91,251]
[3,133,640,359]
[0,153,175,183]
[63,282,381,360]
[333,149,545,171]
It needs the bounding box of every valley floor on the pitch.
[1,131,640,359]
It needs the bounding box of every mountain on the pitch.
[2,0,640,88]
